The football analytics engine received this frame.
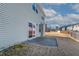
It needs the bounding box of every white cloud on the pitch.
[66,14,79,19]
[72,4,79,12]
[43,5,79,26]
[46,13,79,26]
[43,8,57,17]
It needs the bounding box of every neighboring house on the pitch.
[73,25,79,31]
[0,3,45,51]
[67,24,79,31]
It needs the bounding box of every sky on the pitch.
[41,3,79,28]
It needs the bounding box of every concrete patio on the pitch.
[0,36,79,56]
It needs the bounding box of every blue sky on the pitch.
[41,3,79,27]
[42,3,79,16]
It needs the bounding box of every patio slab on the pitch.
[26,37,58,47]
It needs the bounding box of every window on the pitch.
[32,3,36,11]
[36,9,38,14]
[29,22,35,38]
[32,3,38,14]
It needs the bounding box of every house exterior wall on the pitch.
[73,25,79,31]
[0,3,45,51]
[67,25,79,31]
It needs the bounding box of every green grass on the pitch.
[0,44,30,56]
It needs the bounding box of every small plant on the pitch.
[13,44,24,48]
